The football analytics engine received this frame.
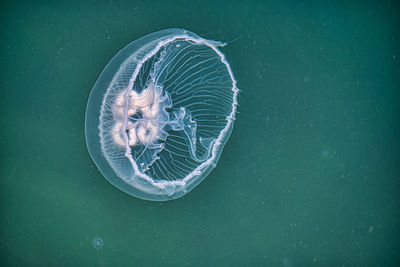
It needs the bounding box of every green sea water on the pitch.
[1,1,399,266]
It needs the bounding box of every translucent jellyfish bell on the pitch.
[85,29,238,201]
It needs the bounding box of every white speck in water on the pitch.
[368,225,374,233]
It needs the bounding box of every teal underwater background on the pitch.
[1,0,399,266]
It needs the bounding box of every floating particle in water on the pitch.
[368,225,374,233]
[92,237,104,250]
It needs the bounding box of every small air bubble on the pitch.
[92,237,104,250]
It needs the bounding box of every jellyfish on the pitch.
[85,28,238,201]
